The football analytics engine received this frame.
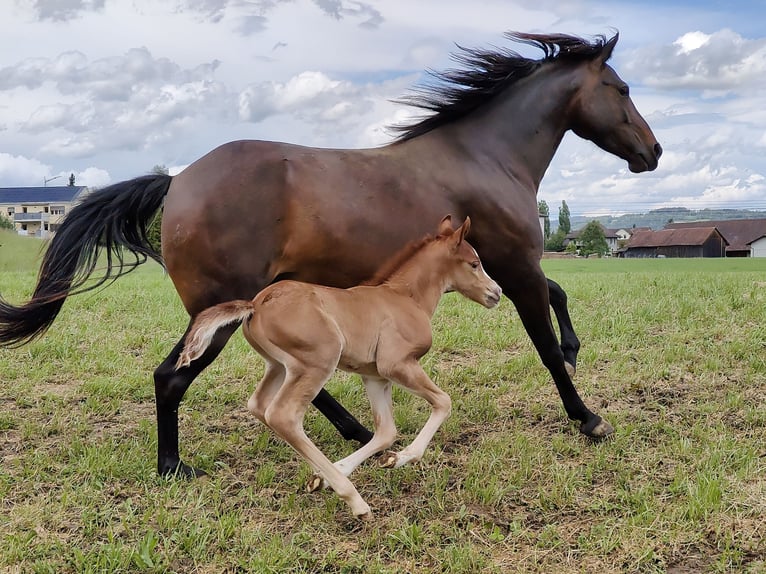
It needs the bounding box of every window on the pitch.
[7,207,14,216]
[51,206,65,215]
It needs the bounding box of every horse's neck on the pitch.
[385,247,447,316]
[434,63,581,190]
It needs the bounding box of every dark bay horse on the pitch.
[0,32,661,478]
[177,216,501,518]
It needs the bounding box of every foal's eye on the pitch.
[619,85,630,97]
[470,261,480,269]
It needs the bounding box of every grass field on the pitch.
[1,230,765,573]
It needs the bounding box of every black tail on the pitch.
[0,174,172,347]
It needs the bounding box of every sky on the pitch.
[1,0,765,218]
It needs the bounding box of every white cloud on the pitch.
[0,152,50,186]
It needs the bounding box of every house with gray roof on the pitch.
[0,185,88,238]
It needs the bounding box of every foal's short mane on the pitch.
[361,235,436,286]
[391,31,614,142]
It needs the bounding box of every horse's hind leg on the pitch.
[312,389,374,445]
[547,278,580,375]
[154,319,240,477]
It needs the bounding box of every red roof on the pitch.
[665,219,766,252]
[626,227,727,248]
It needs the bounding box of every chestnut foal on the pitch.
[176,216,501,518]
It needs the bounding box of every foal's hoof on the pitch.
[306,474,326,493]
[357,511,373,522]
[565,361,576,377]
[580,416,614,440]
[378,451,398,468]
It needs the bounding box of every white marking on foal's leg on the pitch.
[378,363,452,470]
[307,377,397,492]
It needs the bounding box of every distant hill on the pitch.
[567,208,766,231]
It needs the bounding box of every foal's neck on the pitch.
[385,245,448,316]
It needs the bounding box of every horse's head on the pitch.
[570,34,662,173]
[438,216,502,309]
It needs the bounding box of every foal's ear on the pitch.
[438,214,454,237]
[455,217,471,246]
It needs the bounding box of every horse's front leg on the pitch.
[547,277,580,375]
[505,266,613,439]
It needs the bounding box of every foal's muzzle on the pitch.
[485,284,502,308]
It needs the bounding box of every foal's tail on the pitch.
[0,174,172,347]
[176,301,255,370]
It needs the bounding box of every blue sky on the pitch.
[1,0,764,218]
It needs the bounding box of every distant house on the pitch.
[665,219,766,257]
[622,227,728,258]
[0,185,88,238]
[565,224,642,255]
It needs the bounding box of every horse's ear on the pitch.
[596,33,619,67]
[438,215,454,237]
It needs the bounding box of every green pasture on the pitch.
[0,230,765,573]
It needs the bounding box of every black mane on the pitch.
[391,32,613,142]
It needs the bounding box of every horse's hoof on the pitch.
[378,451,397,468]
[580,417,614,440]
[160,461,207,480]
[565,362,576,377]
[357,511,373,522]
[306,475,324,493]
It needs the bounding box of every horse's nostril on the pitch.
[654,143,663,159]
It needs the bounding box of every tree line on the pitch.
[538,199,609,257]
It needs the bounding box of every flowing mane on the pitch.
[361,235,435,286]
[391,32,613,142]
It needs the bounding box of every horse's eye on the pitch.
[619,85,630,97]
[470,261,479,269]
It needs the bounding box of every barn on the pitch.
[665,218,766,257]
[621,227,728,258]
[748,235,766,258]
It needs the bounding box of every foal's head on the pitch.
[436,216,502,308]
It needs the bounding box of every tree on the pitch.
[146,165,169,251]
[579,220,609,257]
[558,200,571,234]
[545,228,566,251]
[0,214,14,231]
[538,199,550,239]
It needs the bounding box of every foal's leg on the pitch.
[153,319,241,477]
[265,367,372,518]
[308,376,397,491]
[378,360,452,469]
[547,278,580,376]
[502,264,613,439]
[246,360,286,422]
